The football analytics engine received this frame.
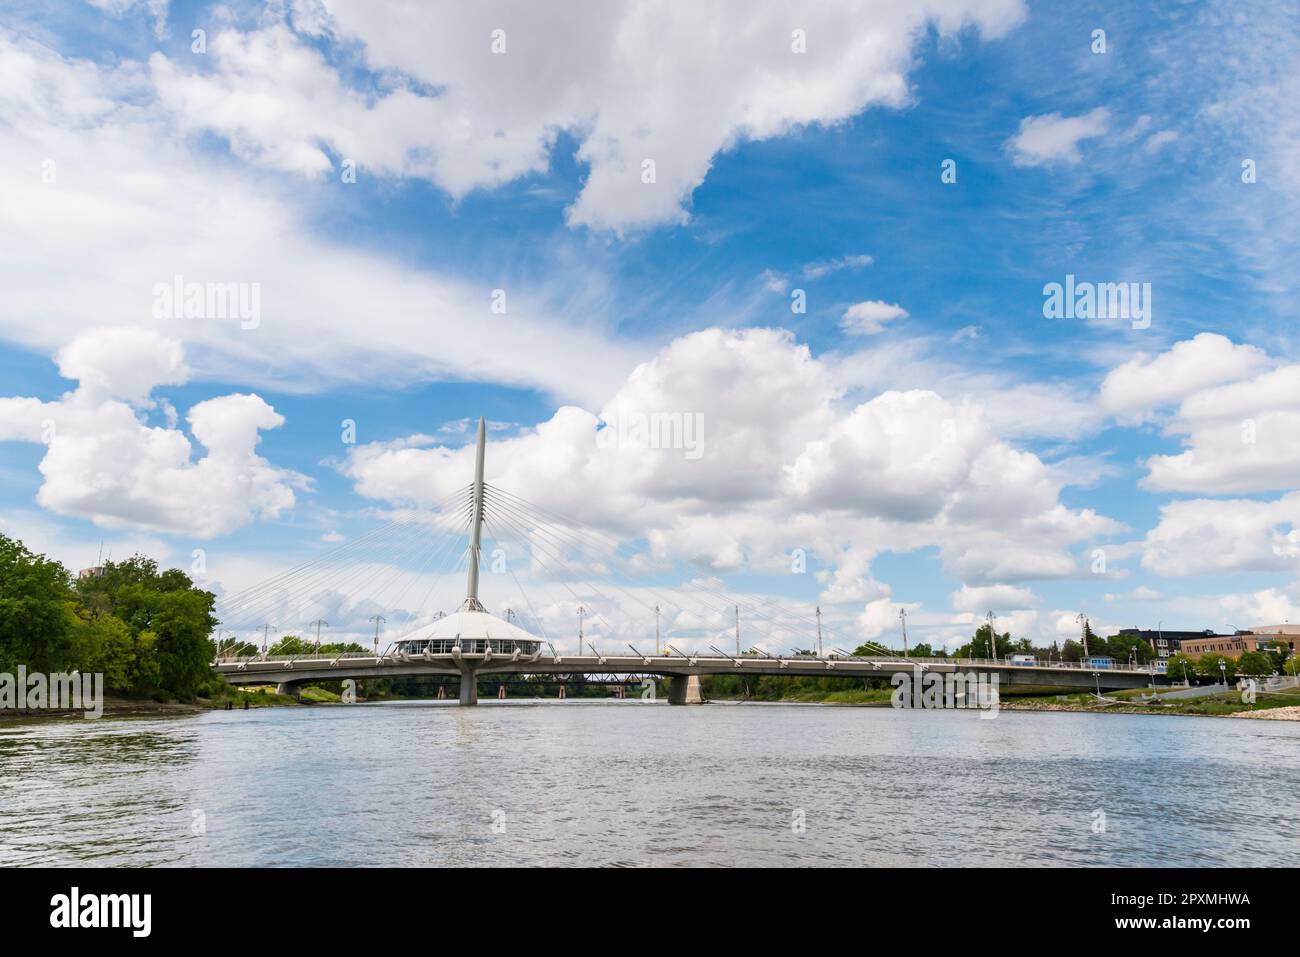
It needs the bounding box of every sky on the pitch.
[2,0,1299,654]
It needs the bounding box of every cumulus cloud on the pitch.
[55,326,187,404]
[1217,587,1300,628]
[840,300,908,335]
[1141,493,1300,577]
[145,0,1025,233]
[0,329,304,537]
[1102,335,1300,495]
[1099,333,1269,421]
[950,583,1037,613]
[1006,107,1109,167]
[341,327,1119,592]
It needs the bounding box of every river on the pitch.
[1,700,1296,867]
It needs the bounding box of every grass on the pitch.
[1003,684,1300,717]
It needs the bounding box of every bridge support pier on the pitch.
[668,674,706,705]
[275,682,298,699]
[458,664,478,706]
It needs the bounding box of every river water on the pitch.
[1,700,1296,867]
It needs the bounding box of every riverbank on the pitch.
[1001,686,1300,718]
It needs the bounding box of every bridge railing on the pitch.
[216,650,1154,675]
[215,652,377,663]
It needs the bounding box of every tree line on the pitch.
[0,534,220,701]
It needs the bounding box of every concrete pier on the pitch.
[668,673,706,705]
[458,665,478,706]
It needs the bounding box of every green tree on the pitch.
[1165,653,1198,684]
[74,555,217,699]
[1196,653,1237,684]
[1236,651,1274,676]
[0,534,74,672]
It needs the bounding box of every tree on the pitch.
[1196,653,1237,684]
[956,623,1013,660]
[0,534,74,673]
[70,608,159,693]
[73,555,217,699]
[1165,653,1197,685]
[1104,634,1156,665]
[1236,651,1274,676]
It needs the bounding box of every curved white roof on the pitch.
[393,609,541,646]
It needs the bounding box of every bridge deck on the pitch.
[216,652,1156,691]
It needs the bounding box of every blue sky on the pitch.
[1,0,1299,653]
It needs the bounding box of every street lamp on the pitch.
[1219,659,1227,689]
[1092,671,1101,699]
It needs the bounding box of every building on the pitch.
[1180,633,1252,659]
[1115,627,1217,662]
[77,566,105,580]
[1179,627,1297,660]
[1243,625,1300,657]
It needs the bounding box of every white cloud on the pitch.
[0,329,304,538]
[0,28,642,408]
[342,327,1119,588]
[55,326,187,405]
[1006,107,1109,167]
[1140,493,1300,577]
[1217,587,1300,628]
[1100,336,1300,495]
[950,583,1037,612]
[802,254,874,280]
[840,300,908,335]
[1099,333,1269,421]
[145,1,1026,233]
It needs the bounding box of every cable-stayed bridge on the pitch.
[213,418,1156,703]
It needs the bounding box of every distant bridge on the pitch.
[216,649,1156,704]
[214,417,1158,707]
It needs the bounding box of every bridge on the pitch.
[214,417,1158,704]
[216,650,1155,704]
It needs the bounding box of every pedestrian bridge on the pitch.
[216,649,1155,704]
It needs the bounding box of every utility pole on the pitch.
[369,614,386,655]
[310,618,328,650]
[735,605,740,656]
[655,605,661,655]
[816,606,823,658]
[899,607,909,658]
